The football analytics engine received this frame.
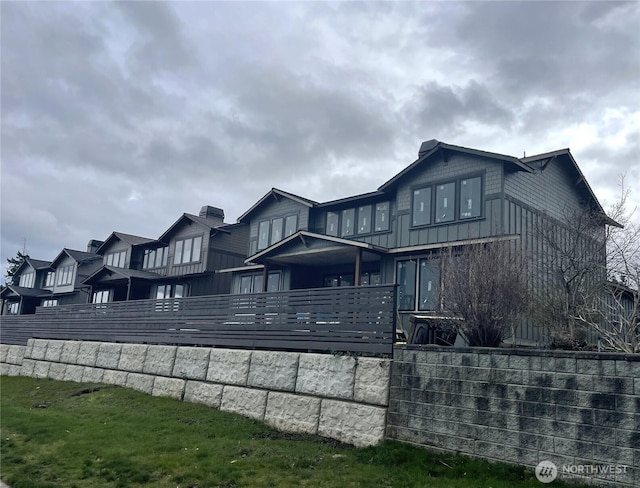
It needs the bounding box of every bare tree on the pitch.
[439,241,530,347]
[536,176,640,352]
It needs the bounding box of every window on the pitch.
[19,272,35,288]
[239,272,281,293]
[156,284,185,299]
[459,176,482,219]
[92,290,112,304]
[173,236,203,265]
[375,202,390,232]
[360,272,381,286]
[105,250,127,268]
[419,259,440,311]
[341,209,355,237]
[326,212,339,237]
[435,182,456,223]
[357,205,372,234]
[7,303,19,315]
[411,175,484,228]
[396,260,417,310]
[45,272,55,287]
[412,187,432,226]
[284,215,298,237]
[42,299,58,307]
[143,247,169,269]
[271,217,283,244]
[56,265,74,286]
[324,274,354,287]
[257,220,270,251]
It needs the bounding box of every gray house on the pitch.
[227,139,611,345]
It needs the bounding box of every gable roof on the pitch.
[96,232,157,254]
[13,257,52,277]
[237,188,318,223]
[50,248,101,268]
[378,139,533,192]
[0,284,51,299]
[159,213,230,242]
[246,230,387,266]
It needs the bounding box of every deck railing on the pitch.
[0,285,397,356]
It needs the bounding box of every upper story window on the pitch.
[357,205,372,234]
[375,202,390,232]
[45,272,55,287]
[459,176,482,219]
[257,214,298,251]
[143,247,169,269]
[326,212,340,237]
[341,209,355,237]
[105,250,127,268]
[411,175,484,228]
[19,272,35,288]
[56,265,75,286]
[173,236,203,265]
[435,182,456,223]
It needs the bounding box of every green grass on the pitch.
[1,376,583,488]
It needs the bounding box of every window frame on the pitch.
[173,236,203,265]
[374,202,390,232]
[326,211,340,237]
[56,265,75,286]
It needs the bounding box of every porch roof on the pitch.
[246,231,388,267]
[0,285,51,299]
[82,266,163,286]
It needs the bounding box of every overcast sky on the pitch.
[1,1,639,279]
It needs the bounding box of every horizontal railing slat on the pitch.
[1,285,396,356]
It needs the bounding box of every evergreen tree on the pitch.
[5,250,29,285]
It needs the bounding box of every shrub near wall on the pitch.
[387,345,639,487]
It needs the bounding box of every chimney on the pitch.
[418,139,439,158]
[199,205,225,224]
[87,239,104,253]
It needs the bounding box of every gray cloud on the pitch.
[1,1,638,277]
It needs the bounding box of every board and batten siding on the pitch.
[247,199,311,255]
[100,240,131,269]
[166,222,210,277]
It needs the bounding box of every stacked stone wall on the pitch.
[0,339,390,447]
[388,345,640,487]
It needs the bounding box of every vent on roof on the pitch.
[418,139,439,158]
[87,239,104,253]
[199,205,225,223]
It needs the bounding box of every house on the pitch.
[1,258,54,314]
[83,206,249,303]
[47,248,103,306]
[226,139,611,345]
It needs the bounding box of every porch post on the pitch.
[126,278,132,301]
[354,249,362,286]
[262,264,268,292]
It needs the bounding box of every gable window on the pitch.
[56,265,74,286]
[92,289,112,304]
[271,217,283,244]
[459,176,482,219]
[173,236,203,265]
[42,299,58,307]
[357,205,372,234]
[257,220,270,251]
[19,272,35,288]
[106,250,127,268]
[412,187,432,226]
[284,215,298,237]
[435,182,456,223]
[341,209,355,237]
[143,247,169,269]
[45,272,55,287]
[326,212,340,237]
[375,202,390,232]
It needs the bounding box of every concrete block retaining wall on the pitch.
[0,339,390,447]
[388,345,640,487]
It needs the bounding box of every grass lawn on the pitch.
[1,375,583,488]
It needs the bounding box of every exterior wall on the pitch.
[0,340,390,448]
[388,345,639,487]
[165,221,210,277]
[100,239,131,268]
[52,255,77,294]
